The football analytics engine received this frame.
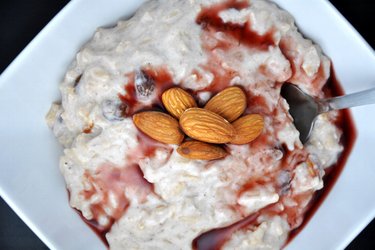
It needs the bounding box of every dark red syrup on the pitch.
[192,0,276,94]
[196,0,275,51]
[193,212,260,250]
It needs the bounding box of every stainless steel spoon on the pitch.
[280,83,375,144]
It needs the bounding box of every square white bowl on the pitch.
[0,0,374,249]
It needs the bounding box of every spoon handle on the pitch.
[319,87,375,112]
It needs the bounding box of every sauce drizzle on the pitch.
[196,0,275,51]
[193,212,260,250]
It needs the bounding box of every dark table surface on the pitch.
[0,0,374,249]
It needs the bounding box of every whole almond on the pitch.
[162,87,197,119]
[177,140,228,160]
[180,108,235,144]
[133,111,184,144]
[204,86,246,122]
[231,114,264,144]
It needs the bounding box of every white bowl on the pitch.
[0,0,374,249]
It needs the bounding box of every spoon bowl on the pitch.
[281,84,320,144]
[281,83,375,144]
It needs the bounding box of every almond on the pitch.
[204,86,246,122]
[180,108,235,143]
[162,87,197,119]
[231,114,264,144]
[133,111,184,144]
[177,140,228,160]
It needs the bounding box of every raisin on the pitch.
[135,69,155,98]
[101,99,126,121]
[73,74,82,88]
[277,170,291,195]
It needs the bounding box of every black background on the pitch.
[0,0,374,249]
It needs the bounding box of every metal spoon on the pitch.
[280,83,375,144]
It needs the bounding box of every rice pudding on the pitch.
[46,0,354,249]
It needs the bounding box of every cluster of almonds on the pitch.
[133,86,264,160]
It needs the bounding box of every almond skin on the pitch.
[133,111,184,144]
[204,86,246,122]
[177,140,228,160]
[162,87,197,119]
[231,114,264,144]
[180,108,235,144]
